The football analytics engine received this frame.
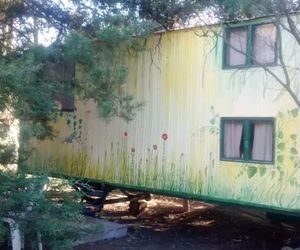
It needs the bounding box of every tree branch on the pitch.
[195,12,300,108]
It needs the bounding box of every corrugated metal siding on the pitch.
[30,24,300,212]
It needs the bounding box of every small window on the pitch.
[221,118,274,163]
[224,23,277,68]
[45,61,75,112]
[55,94,74,112]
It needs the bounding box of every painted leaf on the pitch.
[291,178,297,186]
[277,155,284,163]
[276,164,282,171]
[290,134,297,140]
[247,167,257,178]
[278,131,284,139]
[290,147,298,155]
[259,167,266,177]
[271,171,275,180]
[291,108,299,118]
[279,170,284,178]
[277,143,285,150]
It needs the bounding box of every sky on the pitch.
[39,0,75,45]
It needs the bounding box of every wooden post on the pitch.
[182,199,191,212]
[3,218,21,250]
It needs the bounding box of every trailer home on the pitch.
[29,17,300,214]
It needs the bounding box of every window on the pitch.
[55,94,74,112]
[45,61,75,112]
[220,118,274,163]
[224,23,277,68]
[227,28,248,66]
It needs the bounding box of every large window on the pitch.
[224,23,277,68]
[220,118,274,163]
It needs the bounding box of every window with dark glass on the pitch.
[224,23,277,68]
[221,118,274,163]
[45,61,75,112]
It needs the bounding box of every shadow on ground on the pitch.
[77,192,300,250]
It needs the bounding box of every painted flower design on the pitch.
[153,144,157,150]
[162,133,168,141]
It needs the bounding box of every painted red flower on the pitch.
[124,131,128,137]
[131,147,135,153]
[162,133,168,141]
[153,144,157,150]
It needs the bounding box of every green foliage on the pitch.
[213,0,269,20]
[123,0,208,29]
[213,0,300,21]
[0,47,62,139]
[63,20,147,121]
[0,144,16,165]
[0,173,83,249]
[0,2,154,248]
[63,32,93,65]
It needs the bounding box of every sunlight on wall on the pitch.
[0,110,19,172]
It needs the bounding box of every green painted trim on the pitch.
[243,119,250,161]
[220,158,274,166]
[272,117,276,162]
[222,29,228,69]
[225,16,275,28]
[220,117,275,164]
[247,24,253,67]
[50,171,300,216]
[220,118,225,160]
[27,168,300,216]
[247,25,252,66]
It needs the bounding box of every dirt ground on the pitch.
[77,191,300,250]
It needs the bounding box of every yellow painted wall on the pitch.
[30,22,300,212]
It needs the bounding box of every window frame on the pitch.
[220,117,275,164]
[222,20,278,69]
[50,62,75,113]
[55,93,75,112]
